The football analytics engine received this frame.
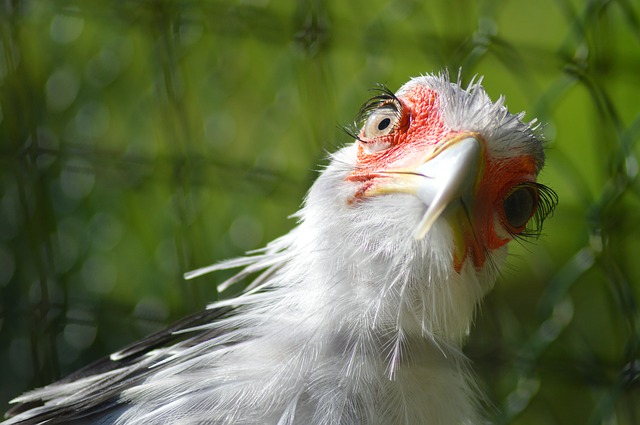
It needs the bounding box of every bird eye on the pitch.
[363,104,400,139]
[502,185,538,233]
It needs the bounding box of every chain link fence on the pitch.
[1,0,639,423]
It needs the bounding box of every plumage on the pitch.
[3,72,557,425]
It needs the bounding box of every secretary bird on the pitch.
[4,72,557,425]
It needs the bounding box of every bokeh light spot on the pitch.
[46,67,80,112]
[50,13,85,43]
[229,215,263,251]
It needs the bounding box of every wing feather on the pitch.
[4,306,233,424]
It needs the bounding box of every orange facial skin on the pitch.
[347,84,539,272]
[455,154,537,271]
[346,85,464,202]
[352,85,460,174]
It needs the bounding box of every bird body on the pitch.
[4,73,556,425]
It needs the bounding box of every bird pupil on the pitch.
[378,117,391,131]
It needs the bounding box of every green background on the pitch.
[1,0,639,423]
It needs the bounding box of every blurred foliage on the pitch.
[1,0,639,423]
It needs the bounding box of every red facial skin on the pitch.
[347,85,538,272]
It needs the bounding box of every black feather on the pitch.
[4,306,234,424]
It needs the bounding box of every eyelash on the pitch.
[510,182,558,239]
[342,85,403,142]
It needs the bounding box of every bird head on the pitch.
[296,73,557,342]
[340,74,556,272]
[347,76,555,272]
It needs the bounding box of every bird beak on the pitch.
[368,136,484,240]
[412,137,483,239]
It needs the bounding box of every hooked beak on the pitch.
[413,137,483,239]
[368,136,484,240]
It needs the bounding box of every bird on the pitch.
[4,72,557,425]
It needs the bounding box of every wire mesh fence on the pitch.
[0,0,638,423]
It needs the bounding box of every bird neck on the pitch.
[283,164,498,350]
[284,221,486,351]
